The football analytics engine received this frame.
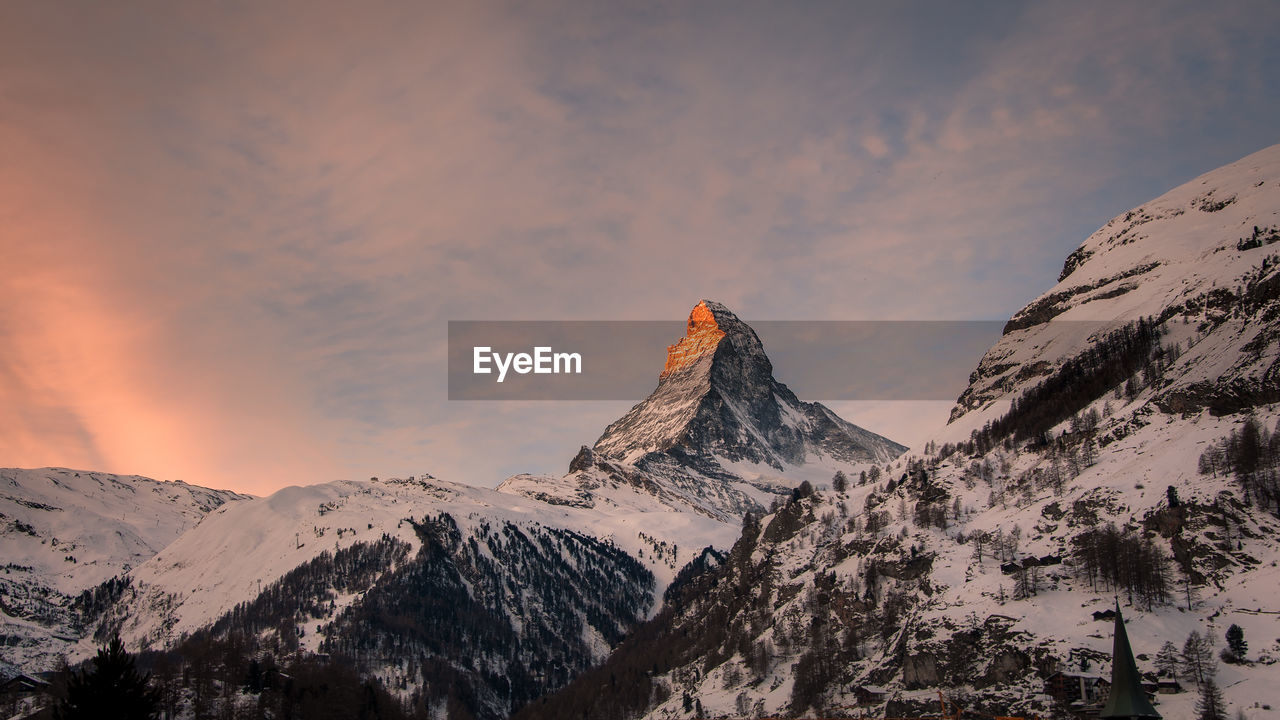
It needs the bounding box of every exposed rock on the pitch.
[981,649,1030,687]
[903,653,941,689]
[659,301,725,379]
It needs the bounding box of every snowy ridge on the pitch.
[89,474,735,719]
[107,475,738,654]
[951,143,1280,434]
[0,467,246,672]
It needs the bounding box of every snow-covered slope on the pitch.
[951,142,1280,434]
[517,144,1280,720]
[86,474,691,719]
[107,474,737,652]
[0,467,246,673]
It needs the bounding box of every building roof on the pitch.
[1048,671,1108,681]
[0,673,50,694]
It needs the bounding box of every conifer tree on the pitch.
[1224,624,1247,663]
[54,635,160,720]
[1196,678,1227,720]
[1182,630,1216,688]
[1154,640,1182,677]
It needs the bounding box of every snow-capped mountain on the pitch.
[518,144,1280,720]
[99,300,899,653]
[500,300,905,521]
[595,300,901,469]
[23,300,903,719]
[0,467,246,673]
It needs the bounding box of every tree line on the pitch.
[1199,414,1280,513]
[1071,523,1172,609]
[965,319,1164,454]
[52,512,656,720]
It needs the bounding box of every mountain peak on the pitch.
[591,300,903,479]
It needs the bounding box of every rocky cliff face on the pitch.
[659,301,726,379]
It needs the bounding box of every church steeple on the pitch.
[1100,601,1161,719]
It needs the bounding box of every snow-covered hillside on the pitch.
[0,467,246,673]
[951,143,1280,434]
[108,475,739,651]
[92,475,670,719]
[517,144,1280,720]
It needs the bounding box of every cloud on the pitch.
[828,401,956,452]
[861,135,892,160]
[1,0,1277,491]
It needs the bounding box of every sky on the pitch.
[2,1,1278,495]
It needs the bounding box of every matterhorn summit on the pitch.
[595,300,903,469]
[504,300,905,520]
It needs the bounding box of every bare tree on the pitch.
[1182,630,1216,688]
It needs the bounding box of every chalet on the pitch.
[854,685,889,705]
[1155,677,1184,695]
[0,672,49,696]
[1045,671,1110,706]
[1002,554,1062,574]
[1093,609,1117,621]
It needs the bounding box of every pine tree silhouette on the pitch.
[1196,678,1227,720]
[54,635,160,720]
[1225,624,1248,662]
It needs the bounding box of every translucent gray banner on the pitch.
[448,320,1008,401]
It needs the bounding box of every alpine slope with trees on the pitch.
[0,468,248,675]
[518,144,1280,719]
